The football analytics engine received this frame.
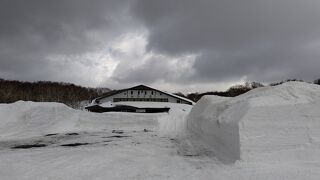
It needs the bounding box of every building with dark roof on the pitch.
[93,85,194,105]
[85,85,193,113]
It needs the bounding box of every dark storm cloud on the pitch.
[0,0,133,84]
[1,0,320,90]
[0,0,128,50]
[130,0,320,83]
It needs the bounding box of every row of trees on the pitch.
[0,78,110,108]
[1,78,320,107]
[176,82,260,102]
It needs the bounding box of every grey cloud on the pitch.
[112,56,178,84]
[0,0,134,85]
[130,0,320,83]
[1,0,320,91]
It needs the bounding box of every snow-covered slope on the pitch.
[0,101,197,180]
[2,82,320,179]
[95,101,193,137]
[0,101,192,140]
[182,82,320,163]
[0,101,171,140]
[0,101,80,140]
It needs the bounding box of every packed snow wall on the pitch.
[182,95,246,163]
[183,82,320,163]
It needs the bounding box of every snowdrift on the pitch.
[0,101,191,140]
[0,101,81,140]
[0,101,167,140]
[183,82,320,163]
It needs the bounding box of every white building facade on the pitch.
[95,85,193,105]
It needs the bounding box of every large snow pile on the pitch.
[0,101,196,180]
[2,84,320,179]
[158,103,193,137]
[0,101,168,140]
[0,101,192,141]
[182,82,320,163]
[97,101,193,137]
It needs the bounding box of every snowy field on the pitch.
[1,82,320,180]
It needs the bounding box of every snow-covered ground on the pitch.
[1,82,320,179]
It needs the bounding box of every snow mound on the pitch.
[96,101,194,137]
[0,101,164,140]
[182,82,320,163]
[0,101,79,140]
[158,103,193,137]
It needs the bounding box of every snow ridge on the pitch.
[181,82,320,163]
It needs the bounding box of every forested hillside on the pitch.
[0,78,110,108]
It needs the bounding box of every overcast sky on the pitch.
[1,0,320,93]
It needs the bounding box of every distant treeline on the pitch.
[175,79,320,102]
[1,78,320,107]
[0,78,110,108]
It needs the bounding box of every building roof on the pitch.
[94,85,194,104]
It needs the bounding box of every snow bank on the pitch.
[97,101,193,137]
[0,100,192,141]
[182,82,320,163]
[157,103,192,137]
[0,101,80,140]
[0,101,163,140]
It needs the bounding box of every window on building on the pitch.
[131,91,133,95]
